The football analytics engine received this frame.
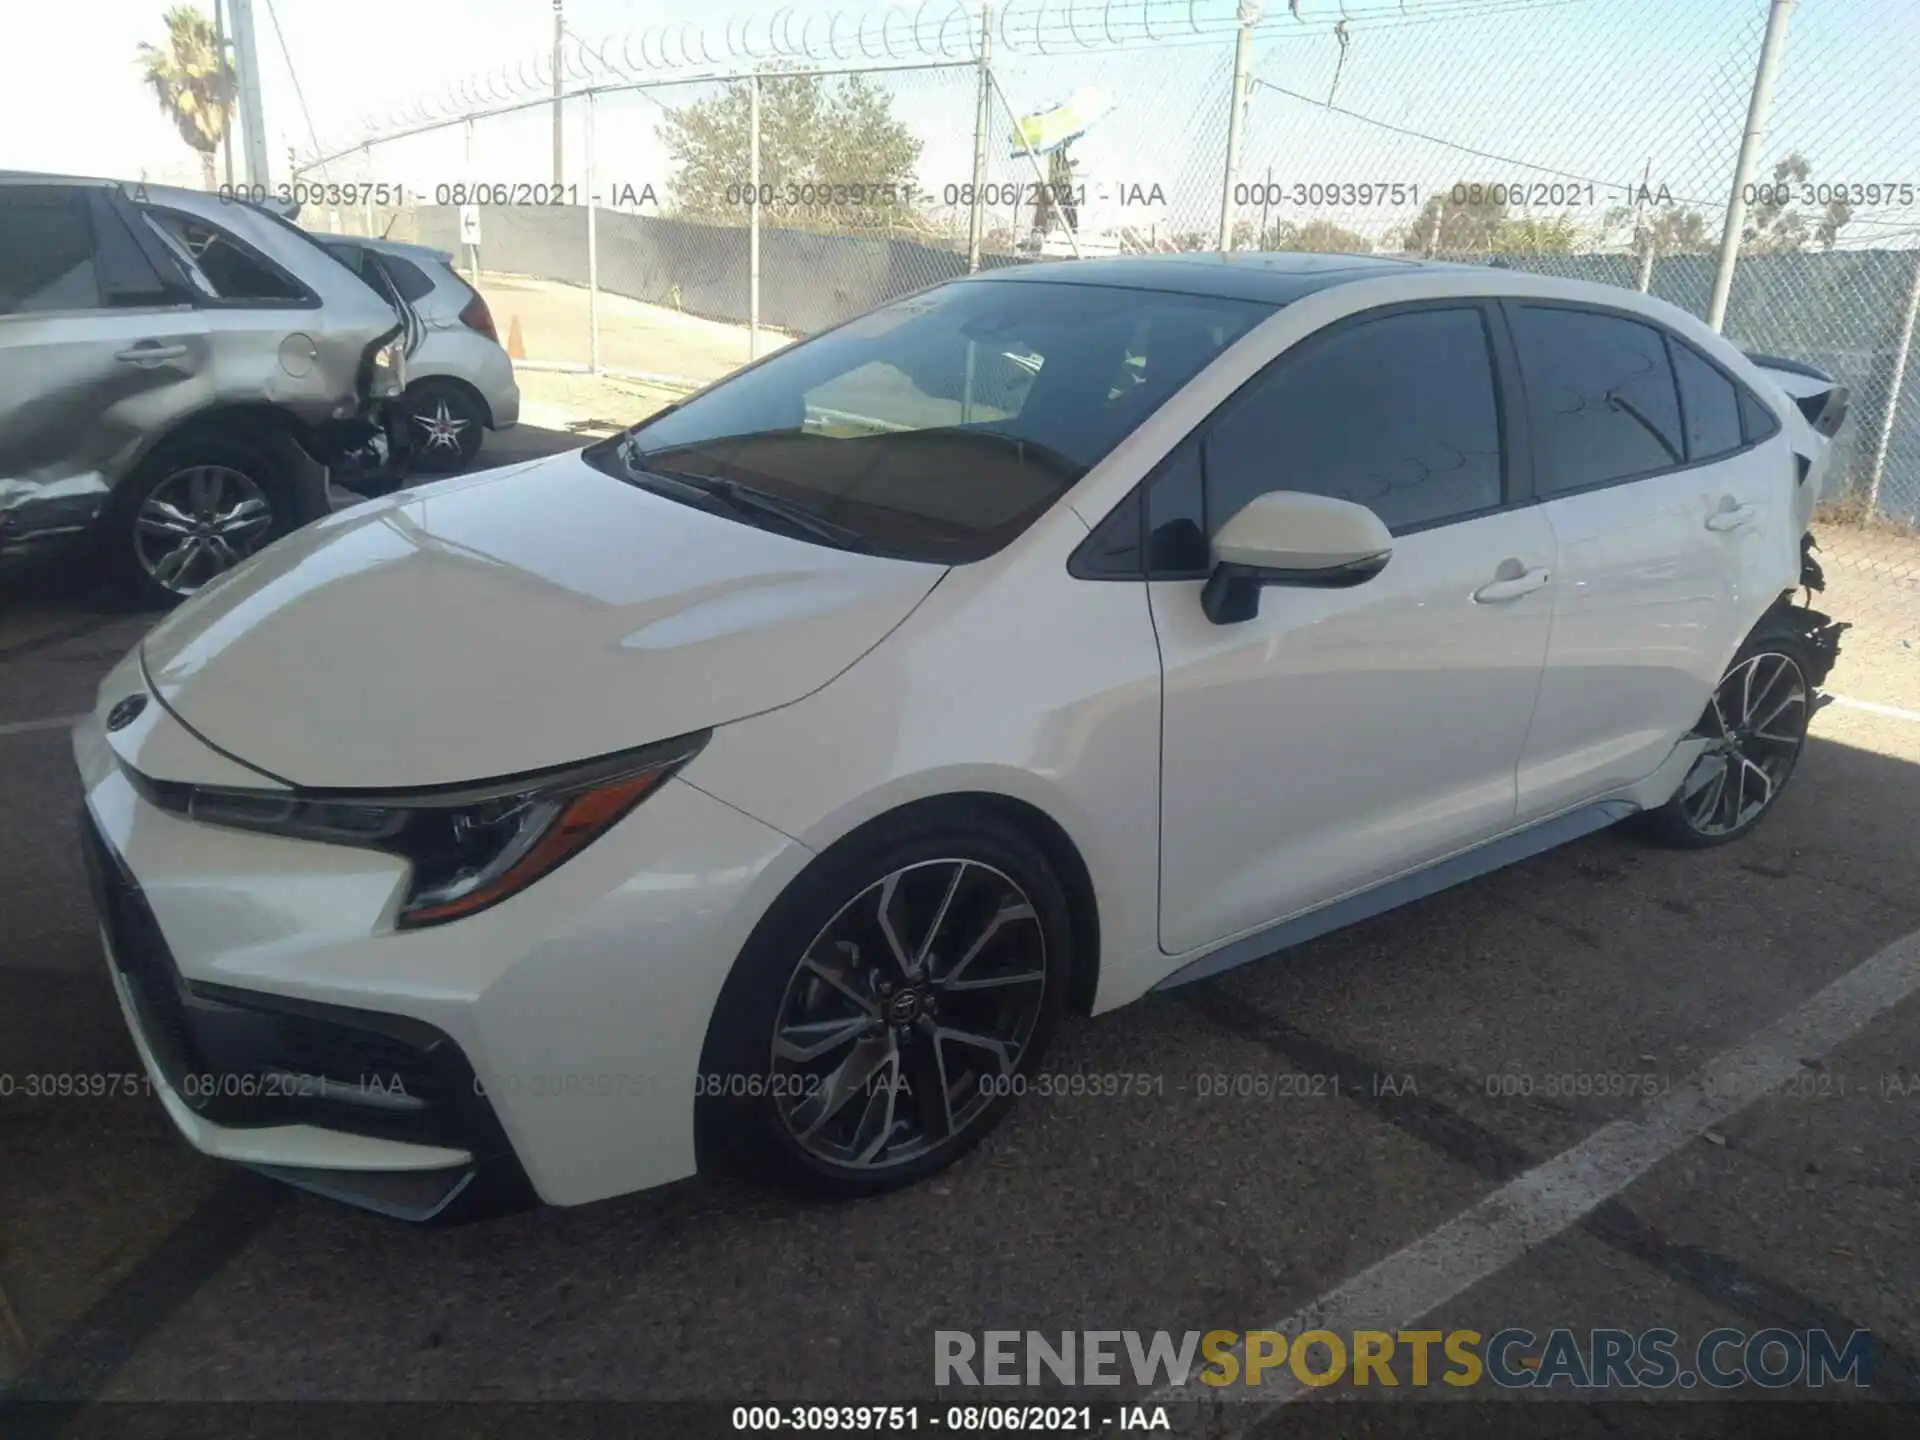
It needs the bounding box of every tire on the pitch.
[1635,621,1818,849]
[106,435,295,609]
[402,380,487,474]
[697,807,1074,1197]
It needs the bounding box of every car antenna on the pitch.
[381,211,400,239]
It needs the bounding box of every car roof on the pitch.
[323,234,457,267]
[0,170,213,206]
[956,251,1464,305]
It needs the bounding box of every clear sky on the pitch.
[7,0,1917,248]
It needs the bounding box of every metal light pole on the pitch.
[586,90,601,373]
[1633,157,1656,293]
[1708,0,1795,332]
[1217,1,1260,252]
[226,0,272,189]
[748,74,762,359]
[552,0,566,188]
[465,117,480,286]
[967,3,993,272]
[213,0,234,188]
[1867,250,1920,518]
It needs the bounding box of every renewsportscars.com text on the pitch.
[934,1327,1873,1390]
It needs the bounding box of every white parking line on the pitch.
[1155,922,1920,1413]
[1828,693,1920,724]
[0,714,84,740]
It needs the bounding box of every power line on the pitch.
[263,0,329,179]
[1249,77,1644,192]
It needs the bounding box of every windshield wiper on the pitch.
[616,437,868,551]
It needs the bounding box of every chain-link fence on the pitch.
[290,0,1920,652]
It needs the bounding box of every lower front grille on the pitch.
[81,810,205,1099]
[79,806,512,1157]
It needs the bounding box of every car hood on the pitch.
[138,452,946,788]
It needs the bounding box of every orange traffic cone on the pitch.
[506,315,526,360]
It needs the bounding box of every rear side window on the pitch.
[1203,306,1505,535]
[378,254,437,304]
[1509,305,1683,494]
[1669,339,1744,461]
[1739,386,1781,443]
[146,208,307,303]
[0,186,102,314]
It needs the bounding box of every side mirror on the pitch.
[1201,490,1393,625]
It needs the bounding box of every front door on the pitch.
[1151,303,1555,955]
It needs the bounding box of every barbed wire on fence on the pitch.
[308,0,1614,163]
[296,0,1920,535]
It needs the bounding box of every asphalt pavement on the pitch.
[2,442,1918,1438]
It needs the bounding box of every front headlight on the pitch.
[146,733,707,928]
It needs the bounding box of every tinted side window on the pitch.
[1203,307,1504,535]
[1145,441,1209,573]
[378,255,436,303]
[1510,306,1683,493]
[1739,386,1781,444]
[0,187,103,314]
[1669,338,1743,461]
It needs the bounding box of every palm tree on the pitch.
[135,6,234,191]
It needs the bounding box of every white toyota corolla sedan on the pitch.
[75,254,1850,1220]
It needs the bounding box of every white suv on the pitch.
[74,254,1847,1219]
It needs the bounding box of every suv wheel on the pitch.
[697,811,1073,1197]
[404,380,486,474]
[110,437,292,608]
[1638,624,1817,849]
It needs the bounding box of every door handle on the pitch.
[1705,503,1757,532]
[1473,567,1552,604]
[115,343,188,365]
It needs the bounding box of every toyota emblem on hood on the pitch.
[106,694,148,732]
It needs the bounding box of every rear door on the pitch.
[1507,302,1785,821]
[0,182,208,543]
[1151,301,1556,954]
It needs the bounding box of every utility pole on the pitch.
[1634,156,1656,293]
[552,0,566,187]
[226,0,271,189]
[1708,0,1795,332]
[1218,1,1260,252]
[966,3,993,272]
[213,0,234,188]
[748,75,761,358]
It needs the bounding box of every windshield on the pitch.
[589,279,1276,563]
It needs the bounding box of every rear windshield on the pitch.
[592,279,1276,564]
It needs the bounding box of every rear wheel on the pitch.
[697,811,1073,1196]
[108,437,293,608]
[403,380,486,474]
[1638,627,1816,848]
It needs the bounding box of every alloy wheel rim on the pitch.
[769,859,1047,1171]
[135,466,274,596]
[1678,651,1808,837]
[411,397,472,454]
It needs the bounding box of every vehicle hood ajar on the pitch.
[137,453,947,789]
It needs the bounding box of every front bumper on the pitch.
[81,807,532,1221]
[74,681,810,1216]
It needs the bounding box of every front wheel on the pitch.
[697,811,1073,1197]
[1638,627,1817,848]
